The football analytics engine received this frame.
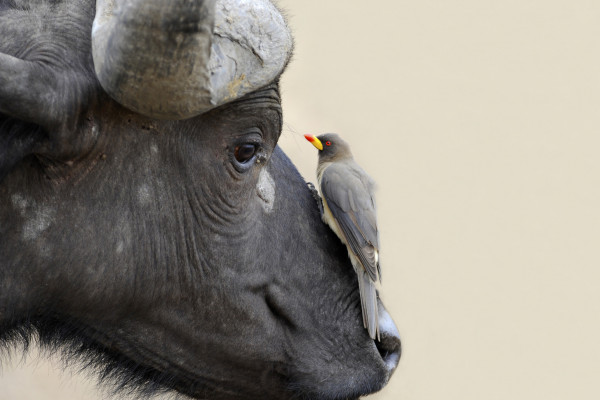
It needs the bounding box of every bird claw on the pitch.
[307,182,324,218]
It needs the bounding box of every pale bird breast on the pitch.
[321,196,345,243]
[316,161,333,185]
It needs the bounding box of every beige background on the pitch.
[2,0,600,398]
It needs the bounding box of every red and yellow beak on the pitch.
[304,134,323,151]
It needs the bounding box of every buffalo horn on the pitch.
[92,0,292,120]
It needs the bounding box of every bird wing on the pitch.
[321,162,380,282]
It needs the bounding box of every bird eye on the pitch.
[325,141,331,146]
[234,144,257,163]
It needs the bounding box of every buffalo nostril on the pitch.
[375,307,401,372]
[375,332,401,371]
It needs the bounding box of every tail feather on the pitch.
[358,269,379,341]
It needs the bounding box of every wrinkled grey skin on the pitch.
[0,1,401,399]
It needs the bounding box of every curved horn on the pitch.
[92,0,292,120]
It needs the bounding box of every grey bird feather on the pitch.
[305,133,381,340]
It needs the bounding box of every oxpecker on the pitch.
[305,133,381,340]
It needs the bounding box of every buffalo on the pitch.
[0,0,401,399]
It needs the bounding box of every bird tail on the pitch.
[358,269,380,341]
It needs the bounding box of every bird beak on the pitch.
[304,134,323,151]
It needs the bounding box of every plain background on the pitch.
[2,0,600,399]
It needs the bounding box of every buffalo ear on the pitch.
[0,117,46,183]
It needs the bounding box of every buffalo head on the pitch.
[0,1,400,399]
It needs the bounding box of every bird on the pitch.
[304,133,381,340]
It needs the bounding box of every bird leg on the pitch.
[307,182,324,218]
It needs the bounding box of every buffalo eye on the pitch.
[234,144,258,163]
